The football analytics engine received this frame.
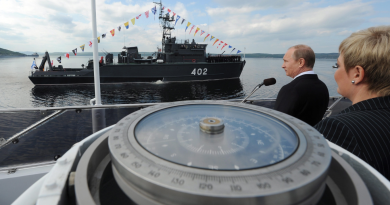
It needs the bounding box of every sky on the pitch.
[0,0,389,54]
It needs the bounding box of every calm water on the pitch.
[0,56,339,108]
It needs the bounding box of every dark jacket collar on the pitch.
[340,96,390,114]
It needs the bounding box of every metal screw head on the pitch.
[7,168,17,174]
[54,155,61,161]
[0,138,5,146]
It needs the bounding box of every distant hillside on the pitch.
[0,48,26,56]
[315,53,340,59]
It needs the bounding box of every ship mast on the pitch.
[154,0,175,54]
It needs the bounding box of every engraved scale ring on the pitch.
[108,101,331,205]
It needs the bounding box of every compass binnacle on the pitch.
[108,101,332,205]
[134,104,298,170]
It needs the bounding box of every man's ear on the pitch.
[298,58,306,68]
[351,66,365,84]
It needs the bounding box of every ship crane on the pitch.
[38,51,53,71]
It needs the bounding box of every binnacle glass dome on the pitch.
[134,104,299,171]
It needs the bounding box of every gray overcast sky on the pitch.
[1,0,389,54]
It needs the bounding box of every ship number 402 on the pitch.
[191,68,207,75]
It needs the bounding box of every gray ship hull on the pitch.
[29,61,245,85]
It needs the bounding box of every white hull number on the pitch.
[191,68,207,75]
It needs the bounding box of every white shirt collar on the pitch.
[294,70,315,79]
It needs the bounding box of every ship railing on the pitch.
[170,39,205,45]
[207,55,242,63]
[208,54,241,57]
[29,69,38,76]
[0,97,348,171]
[176,39,190,44]
[0,102,158,171]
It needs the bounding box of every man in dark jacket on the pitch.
[274,45,329,126]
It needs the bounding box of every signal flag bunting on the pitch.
[185,22,191,32]
[194,27,200,36]
[189,25,195,34]
[213,39,219,45]
[175,15,181,26]
[221,43,228,50]
[204,34,210,42]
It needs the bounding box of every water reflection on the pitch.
[0,58,338,108]
[30,79,245,107]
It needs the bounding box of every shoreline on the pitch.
[0,55,39,58]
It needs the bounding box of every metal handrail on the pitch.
[0,161,56,172]
[0,97,342,113]
[323,96,344,119]
[0,103,161,149]
[327,96,344,110]
[0,97,345,149]
[0,110,64,149]
[0,102,159,113]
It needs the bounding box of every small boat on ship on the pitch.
[28,7,245,85]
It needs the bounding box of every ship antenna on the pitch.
[153,0,175,55]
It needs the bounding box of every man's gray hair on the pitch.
[289,44,315,68]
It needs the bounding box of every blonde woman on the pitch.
[315,26,390,180]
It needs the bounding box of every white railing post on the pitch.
[90,0,102,106]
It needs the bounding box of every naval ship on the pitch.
[28,6,245,85]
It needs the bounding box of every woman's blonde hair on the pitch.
[339,26,390,96]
